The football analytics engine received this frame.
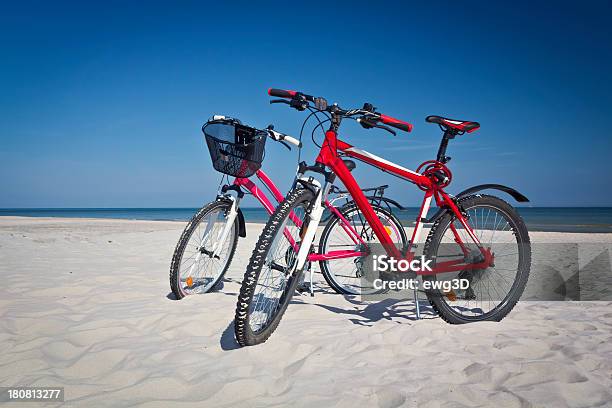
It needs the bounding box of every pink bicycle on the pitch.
[234,89,532,346]
[169,116,407,299]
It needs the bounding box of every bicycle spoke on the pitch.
[431,203,525,318]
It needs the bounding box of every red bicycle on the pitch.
[234,89,532,346]
[169,116,407,298]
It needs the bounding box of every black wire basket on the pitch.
[202,118,267,178]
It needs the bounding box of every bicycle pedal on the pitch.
[295,282,311,294]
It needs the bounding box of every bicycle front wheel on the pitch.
[234,188,313,346]
[423,194,531,323]
[169,200,239,299]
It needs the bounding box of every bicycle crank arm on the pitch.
[269,261,287,273]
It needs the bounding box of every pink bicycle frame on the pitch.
[231,169,368,262]
[233,170,286,216]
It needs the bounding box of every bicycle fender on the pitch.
[236,208,247,238]
[365,196,406,210]
[425,184,529,225]
[456,184,529,203]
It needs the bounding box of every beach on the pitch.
[1,216,612,407]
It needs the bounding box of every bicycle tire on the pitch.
[423,194,531,323]
[169,199,239,299]
[234,188,313,346]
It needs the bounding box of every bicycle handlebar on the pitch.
[268,88,296,98]
[268,88,315,102]
[267,127,302,148]
[267,87,412,133]
[379,114,413,133]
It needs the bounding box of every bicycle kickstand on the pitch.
[309,268,314,297]
[413,286,421,319]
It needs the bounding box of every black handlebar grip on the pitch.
[268,88,316,102]
[268,88,297,99]
[390,122,411,133]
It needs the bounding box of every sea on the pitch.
[1,207,612,233]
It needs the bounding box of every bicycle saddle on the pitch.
[426,116,480,133]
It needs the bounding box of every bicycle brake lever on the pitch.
[376,124,397,136]
[357,117,375,129]
[280,140,292,151]
[289,98,308,111]
[359,117,396,136]
[270,99,290,104]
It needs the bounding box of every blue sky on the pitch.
[1,1,611,207]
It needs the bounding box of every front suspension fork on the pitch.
[211,196,240,257]
[292,180,329,274]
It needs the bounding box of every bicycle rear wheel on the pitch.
[169,200,239,299]
[423,194,531,323]
[234,188,313,346]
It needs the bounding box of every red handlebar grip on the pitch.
[380,114,413,133]
[268,88,297,99]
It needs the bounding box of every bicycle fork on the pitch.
[291,179,329,290]
[187,196,240,285]
[210,196,240,258]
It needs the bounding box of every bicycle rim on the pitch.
[426,201,528,319]
[178,205,236,295]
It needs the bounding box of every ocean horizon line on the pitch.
[2,206,612,210]
[2,207,612,233]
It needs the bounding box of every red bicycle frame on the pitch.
[315,130,492,275]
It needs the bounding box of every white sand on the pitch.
[1,216,612,407]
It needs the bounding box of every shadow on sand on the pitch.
[220,321,240,351]
[219,296,309,351]
[314,296,437,326]
[218,287,437,350]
